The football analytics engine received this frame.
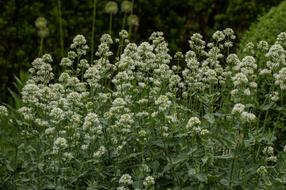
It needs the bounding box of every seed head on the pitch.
[105,1,118,15]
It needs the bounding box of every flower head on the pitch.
[105,1,118,14]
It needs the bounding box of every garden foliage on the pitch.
[239,1,286,57]
[1,29,286,189]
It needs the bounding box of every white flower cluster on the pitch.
[155,95,172,112]
[93,146,106,159]
[231,103,256,123]
[256,166,267,176]
[119,174,133,186]
[0,105,8,117]
[143,176,155,187]
[12,30,286,188]
[83,113,100,131]
[263,146,277,163]
[186,117,201,129]
[231,55,257,100]
[70,34,89,56]
[53,137,68,154]
[28,54,54,84]
[274,67,286,90]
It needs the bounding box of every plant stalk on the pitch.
[91,0,97,63]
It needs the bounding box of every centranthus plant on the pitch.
[1,29,286,189]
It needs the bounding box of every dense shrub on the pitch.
[239,1,286,56]
[0,0,283,102]
[1,29,286,189]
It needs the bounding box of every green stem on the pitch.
[39,37,44,56]
[91,0,97,63]
[128,25,132,40]
[255,110,269,159]
[131,0,134,14]
[109,13,113,36]
[121,12,127,30]
[57,0,64,57]
[228,143,238,189]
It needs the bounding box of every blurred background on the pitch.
[0,0,285,103]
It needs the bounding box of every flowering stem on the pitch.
[91,0,97,63]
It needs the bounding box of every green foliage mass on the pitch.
[0,0,283,102]
[239,1,286,56]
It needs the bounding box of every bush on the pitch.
[0,0,283,102]
[1,29,286,189]
[238,1,286,56]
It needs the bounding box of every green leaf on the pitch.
[203,113,215,124]
[213,153,234,160]
[194,173,208,183]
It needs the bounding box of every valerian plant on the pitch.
[1,29,286,189]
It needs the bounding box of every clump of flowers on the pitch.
[2,29,286,189]
[0,105,8,117]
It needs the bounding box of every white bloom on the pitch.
[81,144,89,150]
[269,91,279,102]
[243,88,251,96]
[83,113,100,131]
[143,176,155,187]
[119,30,129,39]
[50,107,65,123]
[45,127,55,135]
[53,137,68,151]
[119,174,133,186]
[0,106,8,117]
[138,130,147,137]
[241,111,256,122]
[263,146,274,155]
[212,31,225,42]
[223,28,234,37]
[60,57,73,67]
[63,152,74,161]
[200,129,209,136]
[257,41,269,51]
[259,69,271,75]
[231,103,245,115]
[231,73,248,86]
[230,89,239,97]
[274,67,286,90]
[186,117,201,129]
[93,146,106,158]
[113,98,127,106]
[266,156,277,163]
[155,95,172,112]
[249,82,257,89]
[71,35,87,48]
[256,166,267,176]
